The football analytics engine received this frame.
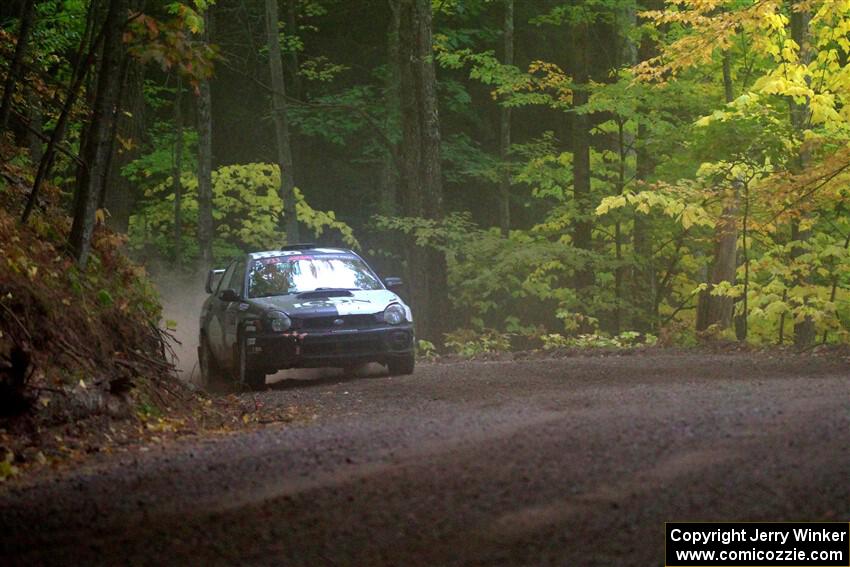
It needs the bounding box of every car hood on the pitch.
[251,289,405,318]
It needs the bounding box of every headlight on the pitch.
[383,304,406,325]
[266,311,291,332]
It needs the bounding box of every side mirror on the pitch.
[219,288,240,303]
[205,268,226,294]
[384,277,403,290]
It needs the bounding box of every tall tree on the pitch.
[379,1,401,218]
[197,8,215,269]
[0,0,36,132]
[25,86,42,164]
[264,0,300,243]
[696,52,738,335]
[22,0,102,223]
[395,0,449,342]
[286,0,303,100]
[790,0,815,348]
[632,0,663,331]
[497,0,513,236]
[104,57,144,233]
[172,77,184,264]
[69,0,128,268]
[571,20,594,294]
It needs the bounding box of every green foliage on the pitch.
[416,339,437,360]
[128,163,358,263]
[17,0,850,352]
[288,86,380,146]
[444,328,512,356]
[541,331,657,350]
[96,289,114,307]
[0,451,19,482]
[125,3,219,89]
[122,122,198,183]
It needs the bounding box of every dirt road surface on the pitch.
[1,352,848,566]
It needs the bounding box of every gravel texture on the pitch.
[1,351,849,566]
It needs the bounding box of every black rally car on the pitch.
[198,245,415,388]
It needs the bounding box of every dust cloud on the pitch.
[153,269,207,385]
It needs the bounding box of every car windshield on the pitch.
[248,254,383,298]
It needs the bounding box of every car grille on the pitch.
[296,314,381,330]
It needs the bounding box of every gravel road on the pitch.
[1,352,849,566]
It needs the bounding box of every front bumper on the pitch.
[246,324,415,371]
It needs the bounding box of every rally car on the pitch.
[198,245,415,389]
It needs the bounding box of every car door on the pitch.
[207,261,236,363]
[222,259,247,367]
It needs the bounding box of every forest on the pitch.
[2,0,850,352]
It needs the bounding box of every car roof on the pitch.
[247,247,356,260]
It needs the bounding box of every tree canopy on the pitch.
[3,0,850,348]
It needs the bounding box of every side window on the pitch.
[229,261,246,296]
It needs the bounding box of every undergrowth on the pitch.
[0,141,193,478]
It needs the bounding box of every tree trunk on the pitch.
[22,0,102,223]
[790,1,815,348]
[25,85,42,164]
[395,0,449,344]
[734,180,749,341]
[696,53,738,335]
[105,56,145,233]
[286,0,303,100]
[98,52,130,211]
[379,1,400,218]
[613,119,627,334]
[613,3,636,333]
[631,0,663,332]
[172,77,184,264]
[497,0,513,236]
[69,0,127,268]
[571,22,594,294]
[264,0,300,243]
[197,9,215,269]
[0,0,36,132]
[699,186,739,331]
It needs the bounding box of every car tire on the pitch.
[387,353,415,376]
[198,338,224,390]
[238,336,266,390]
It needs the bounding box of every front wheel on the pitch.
[387,353,415,376]
[238,336,266,390]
